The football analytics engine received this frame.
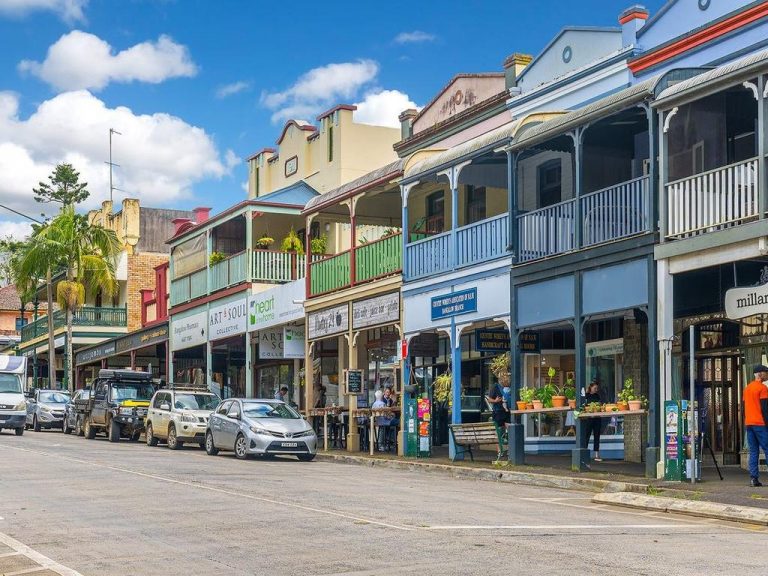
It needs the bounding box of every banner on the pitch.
[248,280,305,332]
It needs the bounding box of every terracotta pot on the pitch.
[617,401,629,412]
[526,402,534,410]
[628,400,642,411]
[551,395,567,408]
[516,401,528,411]
[531,400,543,410]
[604,403,617,412]
[568,399,576,409]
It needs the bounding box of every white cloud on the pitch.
[393,31,436,44]
[0,220,33,241]
[0,90,235,229]
[353,90,418,128]
[261,59,379,123]
[0,0,87,23]
[216,81,250,99]
[19,31,197,92]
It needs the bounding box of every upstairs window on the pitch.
[465,185,486,225]
[537,159,562,208]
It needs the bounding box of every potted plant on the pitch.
[519,386,535,410]
[547,367,567,407]
[531,387,544,410]
[383,226,400,238]
[633,394,648,412]
[310,235,327,255]
[583,401,603,414]
[209,251,227,266]
[281,228,305,255]
[433,373,452,405]
[255,234,274,250]
[563,378,577,409]
[619,377,642,411]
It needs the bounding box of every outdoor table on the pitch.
[356,408,401,456]
[309,407,349,451]
[509,406,573,415]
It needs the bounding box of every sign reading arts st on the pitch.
[725,282,768,320]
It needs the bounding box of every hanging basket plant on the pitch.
[209,251,227,266]
[255,235,274,249]
[433,372,452,405]
[281,228,305,255]
[310,235,327,255]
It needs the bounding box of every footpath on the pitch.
[316,450,768,526]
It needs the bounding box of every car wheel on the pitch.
[75,417,83,437]
[167,424,182,450]
[205,431,218,456]
[234,434,248,460]
[15,427,23,436]
[33,415,41,432]
[145,422,158,447]
[84,419,96,439]
[297,454,316,462]
[108,418,121,442]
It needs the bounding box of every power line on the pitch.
[0,203,44,224]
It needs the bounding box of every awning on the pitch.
[653,48,768,109]
[403,112,562,182]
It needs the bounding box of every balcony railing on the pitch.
[665,158,758,239]
[21,306,127,342]
[456,214,509,268]
[170,268,207,306]
[518,199,576,263]
[405,231,451,280]
[310,251,350,296]
[252,250,306,283]
[356,232,402,284]
[211,251,248,292]
[582,175,650,247]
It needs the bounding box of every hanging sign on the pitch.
[476,329,511,353]
[725,282,768,320]
[431,288,477,321]
[352,292,399,329]
[308,303,348,340]
[209,297,248,340]
[519,331,540,353]
[171,310,207,351]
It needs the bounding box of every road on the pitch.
[0,430,765,576]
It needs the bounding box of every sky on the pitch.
[0,0,666,240]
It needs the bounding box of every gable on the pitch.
[412,74,505,135]
[516,28,623,92]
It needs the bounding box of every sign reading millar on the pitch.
[431,288,477,321]
[725,282,768,320]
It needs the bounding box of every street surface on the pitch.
[0,430,766,576]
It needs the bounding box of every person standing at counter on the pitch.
[583,380,603,462]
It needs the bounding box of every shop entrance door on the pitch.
[697,355,742,465]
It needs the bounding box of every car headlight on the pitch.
[181,413,197,423]
[40,405,52,413]
[249,425,270,436]
[119,407,134,415]
[14,401,26,411]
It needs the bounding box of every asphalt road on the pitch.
[0,430,766,576]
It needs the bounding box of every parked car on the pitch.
[63,388,91,435]
[205,399,317,461]
[26,389,70,431]
[145,387,220,449]
[0,355,27,436]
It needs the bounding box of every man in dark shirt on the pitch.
[487,379,508,426]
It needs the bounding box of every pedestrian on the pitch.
[372,390,388,451]
[274,386,289,402]
[314,384,327,408]
[583,380,603,462]
[486,377,508,428]
[744,364,768,487]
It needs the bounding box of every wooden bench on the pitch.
[448,421,508,461]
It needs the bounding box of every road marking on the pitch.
[0,443,414,532]
[422,524,698,531]
[0,531,83,576]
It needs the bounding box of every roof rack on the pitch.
[98,369,153,381]
[166,383,212,392]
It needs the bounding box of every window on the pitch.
[229,402,241,419]
[465,185,486,225]
[217,400,232,415]
[328,126,334,162]
[426,191,445,233]
[152,393,165,409]
[537,159,562,208]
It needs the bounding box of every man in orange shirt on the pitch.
[744,364,768,487]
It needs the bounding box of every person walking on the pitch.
[744,364,768,487]
[583,380,603,462]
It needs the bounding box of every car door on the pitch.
[157,392,172,437]
[92,381,109,425]
[211,401,232,447]
[26,391,37,424]
[225,401,242,450]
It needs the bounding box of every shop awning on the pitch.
[653,48,768,109]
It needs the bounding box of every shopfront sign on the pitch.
[116,323,169,354]
[725,282,768,320]
[257,325,305,360]
[171,310,208,351]
[209,297,248,341]
[519,331,540,353]
[352,292,400,330]
[344,369,363,394]
[248,280,305,332]
[308,303,348,340]
[283,325,304,358]
[76,341,116,365]
[475,329,511,353]
[258,329,284,360]
[431,288,477,321]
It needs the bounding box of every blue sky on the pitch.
[0,0,665,238]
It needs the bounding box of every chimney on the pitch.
[193,207,211,224]
[619,5,649,47]
[503,53,533,90]
[172,218,192,235]
[398,109,418,140]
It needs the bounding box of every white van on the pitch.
[0,355,27,436]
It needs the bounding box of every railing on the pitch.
[356,233,402,284]
[665,158,759,239]
[456,214,509,268]
[405,231,451,280]
[517,198,576,263]
[310,251,350,296]
[211,251,248,292]
[582,175,650,247]
[21,306,127,342]
[252,250,306,283]
[170,268,208,306]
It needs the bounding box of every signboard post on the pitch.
[417,396,432,457]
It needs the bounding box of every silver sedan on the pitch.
[205,399,317,461]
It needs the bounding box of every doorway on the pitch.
[696,355,742,464]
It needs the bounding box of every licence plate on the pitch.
[281,442,298,448]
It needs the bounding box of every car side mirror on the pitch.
[160,403,170,411]
[227,411,240,420]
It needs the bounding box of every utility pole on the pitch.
[105,128,122,203]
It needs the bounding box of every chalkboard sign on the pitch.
[344,369,363,395]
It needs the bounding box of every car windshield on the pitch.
[0,374,22,394]
[243,402,301,419]
[38,392,70,404]
[110,383,154,402]
[174,393,220,411]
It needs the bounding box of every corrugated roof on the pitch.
[654,48,768,107]
[256,180,318,206]
[510,76,660,151]
[303,159,405,214]
[403,112,562,180]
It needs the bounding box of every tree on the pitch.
[17,207,120,392]
[33,164,89,207]
[0,237,26,286]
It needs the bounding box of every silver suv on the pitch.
[145,388,220,450]
[26,389,70,431]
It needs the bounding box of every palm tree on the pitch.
[18,207,121,392]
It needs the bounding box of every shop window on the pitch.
[537,159,562,208]
[465,185,486,225]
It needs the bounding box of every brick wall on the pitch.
[126,253,169,332]
[623,318,648,463]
